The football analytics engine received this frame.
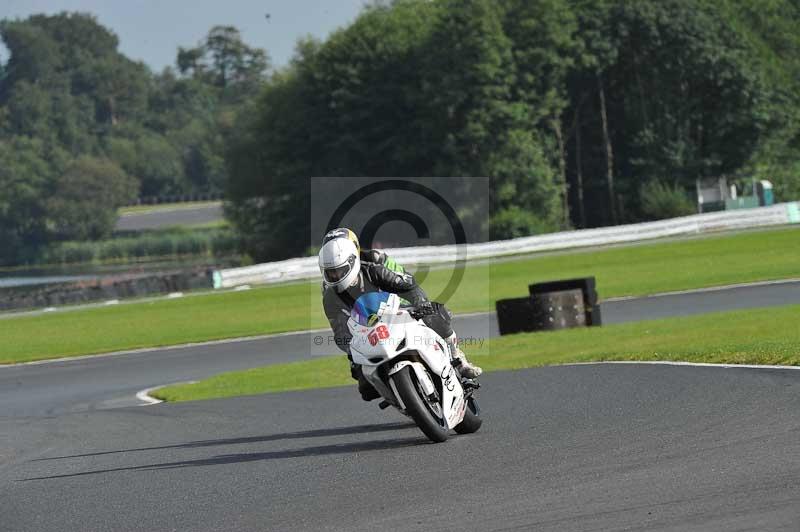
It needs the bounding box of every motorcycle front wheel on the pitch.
[454,396,482,434]
[393,366,449,443]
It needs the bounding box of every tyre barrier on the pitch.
[495,297,536,336]
[495,277,601,335]
[529,277,601,327]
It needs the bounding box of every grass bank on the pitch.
[152,303,800,402]
[118,201,221,216]
[2,226,798,364]
[438,225,800,313]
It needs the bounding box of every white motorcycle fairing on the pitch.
[348,302,467,429]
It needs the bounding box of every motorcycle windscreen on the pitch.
[351,292,391,327]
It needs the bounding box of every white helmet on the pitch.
[319,230,360,292]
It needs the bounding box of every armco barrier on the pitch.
[213,202,800,289]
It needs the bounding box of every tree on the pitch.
[421,0,564,236]
[487,129,562,237]
[106,133,185,197]
[167,27,271,197]
[1,12,148,140]
[177,25,269,99]
[563,0,776,225]
[0,19,62,90]
[419,0,515,177]
[226,2,442,260]
[85,55,149,128]
[225,0,568,261]
[502,0,579,226]
[639,180,695,220]
[0,13,275,264]
[721,0,800,202]
[48,156,138,241]
[0,138,55,263]
[2,2,794,266]
[225,69,315,261]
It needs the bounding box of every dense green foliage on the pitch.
[227,0,800,260]
[1,4,798,266]
[639,180,696,221]
[0,13,265,265]
[38,227,239,266]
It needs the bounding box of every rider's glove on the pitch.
[410,301,436,320]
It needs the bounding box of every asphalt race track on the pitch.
[2,280,798,419]
[115,203,223,231]
[1,281,799,531]
[3,365,800,531]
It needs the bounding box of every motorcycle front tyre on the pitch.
[393,366,449,443]
[454,396,482,434]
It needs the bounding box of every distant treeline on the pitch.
[1,1,799,267]
[0,14,264,264]
[227,0,800,261]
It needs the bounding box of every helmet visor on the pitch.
[324,263,351,284]
[324,253,358,285]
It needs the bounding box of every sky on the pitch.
[0,0,369,71]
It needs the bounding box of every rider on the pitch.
[319,228,482,401]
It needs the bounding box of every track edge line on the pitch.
[560,360,800,371]
[135,386,164,405]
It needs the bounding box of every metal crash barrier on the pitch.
[213,202,800,290]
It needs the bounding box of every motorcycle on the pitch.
[347,292,482,443]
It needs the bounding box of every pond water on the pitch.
[0,258,231,290]
[0,275,98,289]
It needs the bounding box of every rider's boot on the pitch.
[352,363,380,401]
[445,333,482,379]
[349,359,360,381]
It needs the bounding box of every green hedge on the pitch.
[38,229,241,265]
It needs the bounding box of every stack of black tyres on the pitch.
[495,277,601,336]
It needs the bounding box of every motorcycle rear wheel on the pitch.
[393,366,449,443]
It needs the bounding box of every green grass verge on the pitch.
[1,226,798,364]
[118,201,221,216]
[152,357,353,402]
[439,225,800,313]
[0,284,313,364]
[180,219,230,230]
[152,304,800,402]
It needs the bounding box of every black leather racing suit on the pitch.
[322,260,454,357]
